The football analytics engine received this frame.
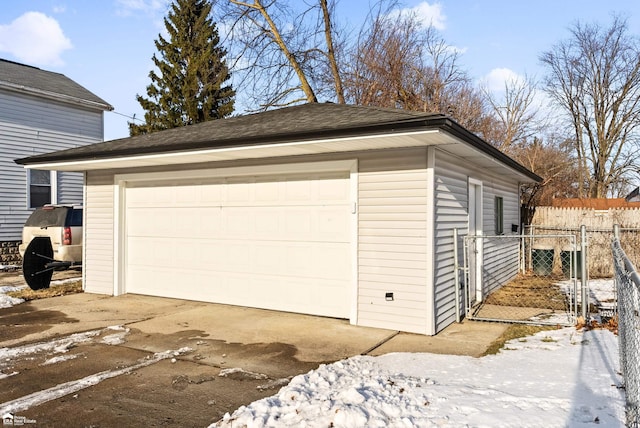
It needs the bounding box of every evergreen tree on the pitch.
[129,0,234,136]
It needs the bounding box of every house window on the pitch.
[28,169,56,208]
[495,196,504,235]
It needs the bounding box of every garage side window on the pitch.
[495,196,504,235]
[28,169,56,208]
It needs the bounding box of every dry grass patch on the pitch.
[484,274,568,310]
[7,280,83,301]
[483,324,558,356]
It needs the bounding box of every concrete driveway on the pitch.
[0,272,508,427]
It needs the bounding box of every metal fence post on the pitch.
[453,228,461,323]
[612,236,640,426]
[581,225,588,320]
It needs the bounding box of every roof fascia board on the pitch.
[433,116,542,183]
[19,129,443,171]
[0,81,113,111]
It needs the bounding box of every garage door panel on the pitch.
[127,264,351,318]
[129,238,350,281]
[199,207,224,238]
[224,208,252,236]
[284,178,313,201]
[200,180,225,203]
[125,169,352,318]
[317,207,350,240]
[317,175,351,200]
[255,178,280,202]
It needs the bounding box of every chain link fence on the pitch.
[463,233,580,326]
[529,225,640,278]
[612,234,640,426]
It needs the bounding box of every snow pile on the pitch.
[100,325,130,345]
[219,368,268,380]
[213,328,624,427]
[0,285,25,308]
[41,354,81,366]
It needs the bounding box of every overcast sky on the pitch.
[2,0,639,141]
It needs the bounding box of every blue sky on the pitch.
[1,0,639,141]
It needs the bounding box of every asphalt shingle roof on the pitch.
[15,102,541,182]
[0,58,112,110]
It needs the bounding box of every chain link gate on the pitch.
[462,233,582,326]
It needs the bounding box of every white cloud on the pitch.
[115,0,167,17]
[482,67,523,92]
[397,2,446,31]
[115,0,169,32]
[0,12,72,66]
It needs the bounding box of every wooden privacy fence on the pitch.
[530,207,640,277]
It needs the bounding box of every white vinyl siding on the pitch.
[82,145,527,336]
[84,148,431,333]
[357,148,429,334]
[57,171,84,204]
[480,176,521,296]
[432,149,522,332]
[0,90,104,240]
[83,170,114,295]
[433,150,469,332]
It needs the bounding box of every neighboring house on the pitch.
[626,187,640,202]
[0,59,112,264]
[16,103,540,335]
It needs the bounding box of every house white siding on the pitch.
[433,150,469,332]
[84,170,115,295]
[480,172,521,296]
[433,149,522,332]
[58,172,84,204]
[0,90,104,241]
[357,148,429,334]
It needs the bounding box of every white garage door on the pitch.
[124,170,352,318]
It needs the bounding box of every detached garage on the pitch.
[16,103,540,335]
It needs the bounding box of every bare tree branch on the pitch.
[541,15,640,197]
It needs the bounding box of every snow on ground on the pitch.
[214,328,624,428]
[0,275,82,309]
[588,278,617,306]
[0,284,25,309]
[213,279,625,427]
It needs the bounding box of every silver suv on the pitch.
[18,205,83,263]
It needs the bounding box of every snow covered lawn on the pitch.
[214,327,624,427]
[0,276,625,426]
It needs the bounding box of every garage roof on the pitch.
[15,103,541,182]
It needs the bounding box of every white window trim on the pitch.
[27,169,57,208]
